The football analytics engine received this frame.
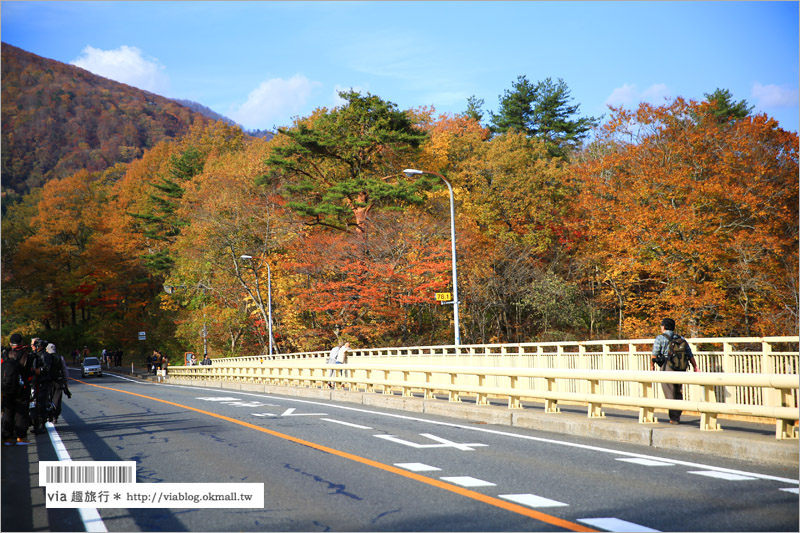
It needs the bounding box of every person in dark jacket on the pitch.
[2,334,33,445]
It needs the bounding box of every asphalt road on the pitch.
[11,368,799,532]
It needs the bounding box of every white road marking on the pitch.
[278,408,327,417]
[440,476,496,487]
[167,383,799,485]
[616,458,674,466]
[322,418,372,429]
[578,517,660,532]
[500,493,569,508]
[221,401,278,407]
[196,396,242,401]
[45,423,108,532]
[375,433,488,451]
[394,462,441,472]
[688,471,757,481]
[780,487,799,494]
[104,373,145,383]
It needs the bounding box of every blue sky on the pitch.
[2,1,798,133]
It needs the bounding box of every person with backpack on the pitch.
[651,318,699,425]
[31,338,59,432]
[47,344,71,424]
[2,333,34,445]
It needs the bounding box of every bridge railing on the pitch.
[204,336,799,413]
[169,358,799,440]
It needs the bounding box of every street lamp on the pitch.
[163,283,208,358]
[403,168,461,346]
[240,255,274,356]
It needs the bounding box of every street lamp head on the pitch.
[240,255,253,260]
[403,168,423,177]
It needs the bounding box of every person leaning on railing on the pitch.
[651,317,699,425]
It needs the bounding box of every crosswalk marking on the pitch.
[499,493,568,508]
[440,476,495,487]
[688,470,756,481]
[578,517,660,532]
[394,463,441,472]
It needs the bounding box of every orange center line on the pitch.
[74,379,597,532]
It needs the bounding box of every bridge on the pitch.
[2,336,797,532]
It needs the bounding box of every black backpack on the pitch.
[666,334,691,371]
[2,351,27,395]
[47,353,63,382]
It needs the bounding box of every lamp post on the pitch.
[403,168,461,346]
[163,283,208,358]
[240,255,274,356]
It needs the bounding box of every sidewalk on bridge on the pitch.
[159,374,799,469]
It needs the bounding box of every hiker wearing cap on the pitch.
[651,317,699,425]
[2,333,34,445]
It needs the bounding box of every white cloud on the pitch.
[604,83,638,107]
[752,83,799,108]
[229,75,321,130]
[605,83,672,108]
[71,45,170,94]
[641,83,671,103]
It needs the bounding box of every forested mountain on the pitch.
[1,46,796,358]
[1,43,215,195]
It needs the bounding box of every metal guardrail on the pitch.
[169,359,799,440]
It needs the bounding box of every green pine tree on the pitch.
[264,90,431,233]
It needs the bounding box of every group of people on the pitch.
[101,348,124,368]
[1,334,72,445]
[146,351,169,375]
[186,353,212,366]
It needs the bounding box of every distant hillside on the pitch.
[171,98,274,141]
[1,43,216,195]
[171,98,238,126]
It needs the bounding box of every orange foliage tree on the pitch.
[572,98,798,338]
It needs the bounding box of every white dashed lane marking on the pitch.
[394,463,441,472]
[578,517,661,532]
[688,470,757,481]
[780,487,799,494]
[499,493,568,508]
[322,418,372,429]
[615,458,674,466]
[439,476,496,487]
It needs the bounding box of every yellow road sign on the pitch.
[435,292,452,302]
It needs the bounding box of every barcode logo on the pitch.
[39,461,136,486]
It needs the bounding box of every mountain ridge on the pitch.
[1,43,241,195]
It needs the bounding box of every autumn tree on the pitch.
[169,137,299,355]
[572,98,798,338]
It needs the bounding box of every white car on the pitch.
[81,356,103,378]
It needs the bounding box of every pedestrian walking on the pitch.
[651,318,699,424]
[48,344,71,424]
[326,342,341,388]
